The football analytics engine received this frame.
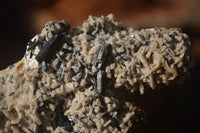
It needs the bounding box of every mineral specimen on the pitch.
[0,14,191,133]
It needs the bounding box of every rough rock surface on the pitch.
[0,14,191,133]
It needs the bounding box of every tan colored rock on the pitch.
[0,14,192,132]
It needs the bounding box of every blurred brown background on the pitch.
[0,0,200,133]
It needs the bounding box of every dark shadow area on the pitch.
[0,1,30,69]
[135,67,200,133]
